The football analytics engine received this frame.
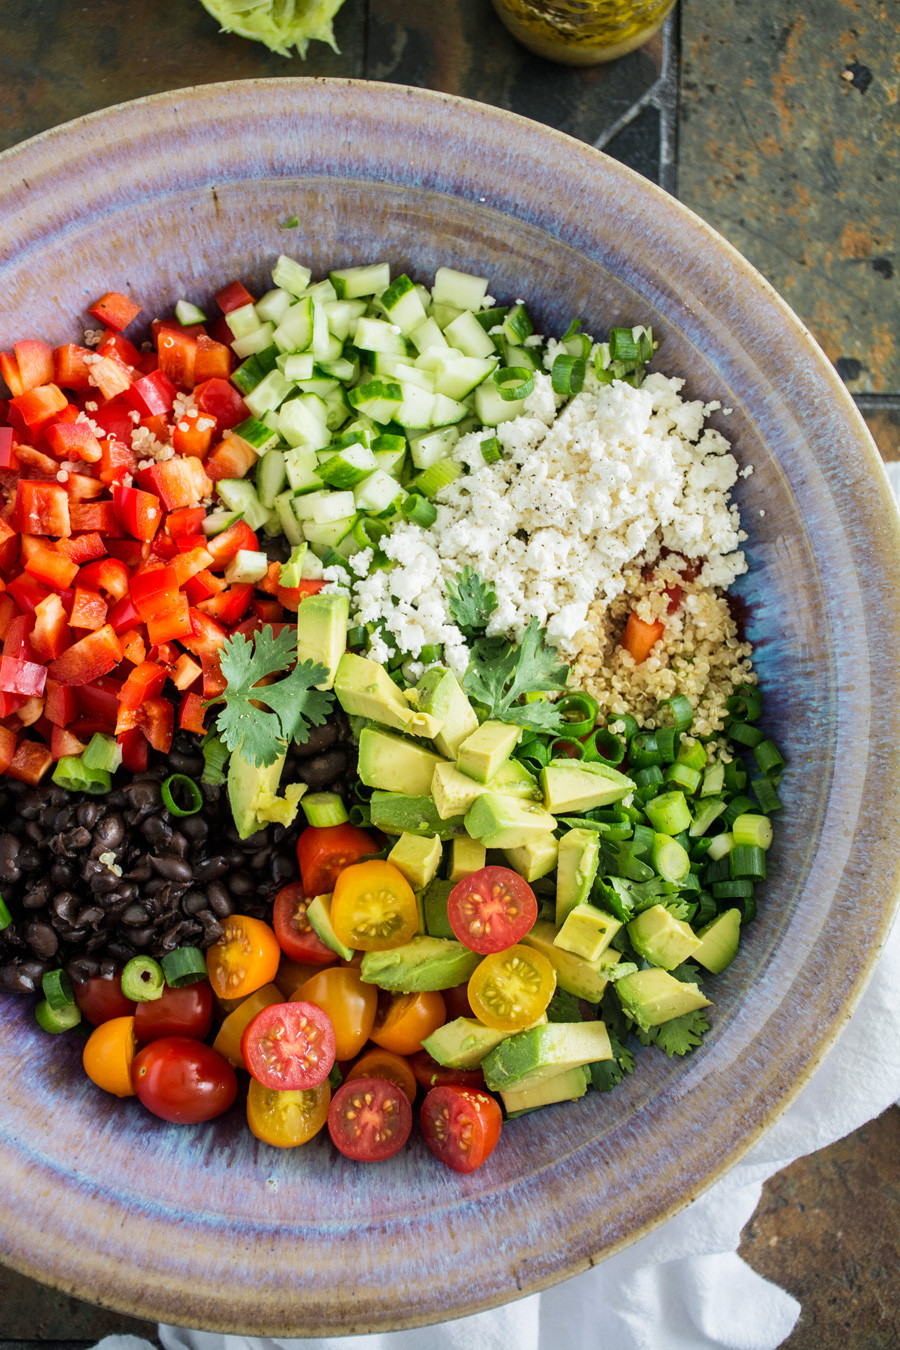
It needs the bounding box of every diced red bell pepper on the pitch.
[171,545,214,587]
[198,583,254,626]
[89,355,132,402]
[6,738,53,784]
[2,613,32,660]
[145,592,192,646]
[184,568,224,605]
[96,331,141,368]
[278,578,326,612]
[136,351,159,376]
[146,457,213,511]
[7,572,51,616]
[15,445,58,476]
[140,413,171,443]
[205,519,259,569]
[21,536,80,590]
[253,597,284,624]
[194,336,232,383]
[47,623,123,686]
[167,507,207,541]
[31,594,71,662]
[156,328,197,390]
[44,420,102,463]
[0,351,25,397]
[153,318,206,341]
[76,676,121,728]
[68,500,120,535]
[113,483,162,542]
[121,628,147,665]
[78,556,130,601]
[146,532,179,561]
[201,650,227,699]
[0,427,19,472]
[0,655,47,698]
[53,344,95,391]
[64,473,106,503]
[130,564,179,621]
[13,341,55,393]
[117,727,149,772]
[214,280,256,314]
[105,538,145,568]
[108,594,140,636]
[8,383,69,436]
[194,378,248,435]
[97,436,138,486]
[59,532,107,564]
[50,724,87,761]
[13,481,71,538]
[204,436,259,483]
[92,403,135,442]
[44,678,78,728]
[0,691,26,717]
[69,586,108,631]
[178,690,207,736]
[171,652,201,691]
[118,695,173,753]
[117,659,168,716]
[182,607,228,659]
[172,409,217,459]
[0,724,16,774]
[0,594,19,641]
[14,693,44,727]
[124,370,177,418]
[87,291,142,333]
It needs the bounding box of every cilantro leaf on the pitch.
[446,568,498,638]
[545,990,584,1023]
[209,626,333,767]
[590,992,636,1092]
[645,1008,709,1057]
[462,617,571,736]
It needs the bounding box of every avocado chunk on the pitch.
[432,760,489,819]
[359,935,482,991]
[693,907,741,973]
[422,1016,511,1069]
[306,893,355,962]
[504,832,559,882]
[457,720,521,784]
[414,667,479,758]
[387,832,442,890]
[464,792,558,850]
[358,727,447,796]
[501,1064,590,1115]
[421,877,456,939]
[482,1021,613,1091]
[369,791,467,840]
[540,760,635,814]
[627,903,701,970]
[227,745,306,839]
[615,966,711,1030]
[489,757,541,801]
[555,827,601,926]
[521,918,621,1002]
[334,652,443,738]
[555,902,622,962]
[295,593,349,689]
[448,835,487,884]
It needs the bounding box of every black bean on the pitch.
[248,848,273,871]
[180,815,208,843]
[204,882,233,918]
[122,902,152,927]
[166,750,204,777]
[226,870,255,897]
[193,856,228,883]
[52,892,80,924]
[0,961,39,993]
[24,821,45,845]
[17,846,42,871]
[49,862,74,889]
[94,814,125,851]
[197,910,224,944]
[76,802,101,830]
[23,881,53,909]
[127,927,154,949]
[290,721,338,758]
[141,816,173,848]
[66,956,99,982]
[23,922,59,959]
[167,832,189,859]
[292,749,349,789]
[270,853,295,886]
[76,906,105,929]
[182,891,208,916]
[151,855,193,884]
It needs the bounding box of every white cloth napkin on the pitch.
[89,471,900,1350]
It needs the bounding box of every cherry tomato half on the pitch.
[345,1048,417,1104]
[133,979,214,1045]
[328,1076,412,1162]
[370,990,447,1057]
[447,866,538,955]
[467,943,556,1033]
[83,1015,137,1097]
[293,966,377,1061]
[242,1000,336,1091]
[74,974,135,1026]
[132,1036,238,1124]
[409,1049,486,1093]
[206,915,281,1000]
[272,882,337,966]
[330,859,419,952]
[421,1086,502,1173]
[212,983,283,1068]
[442,981,475,1020]
[296,822,377,897]
[246,1078,331,1148]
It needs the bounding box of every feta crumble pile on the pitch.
[327,371,747,676]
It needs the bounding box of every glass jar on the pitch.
[492,0,677,65]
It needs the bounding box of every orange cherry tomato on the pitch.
[293,966,378,1061]
[345,1047,417,1104]
[330,860,419,952]
[467,944,556,1033]
[275,954,331,999]
[212,983,283,1069]
[369,991,447,1057]
[205,915,281,1000]
[82,1015,137,1097]
[246,1078,331,1148]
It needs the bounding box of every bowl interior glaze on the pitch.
[0,80,898,1335]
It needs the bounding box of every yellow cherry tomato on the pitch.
[206,915,281,1000]
[246,1078,331,1147]
[82,1015,137,1097]
[467,944,557,1032]
[370,990,447,1057]
[345,1047,418,1104]
[212,983,283,1069]
[330,860,419,952]
[293,966,378,1061]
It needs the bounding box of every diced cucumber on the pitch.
[272,297,314,354]
[431,393,470,426]
[502,301,534,344]
[283,445,322,493]
[231,323,275,359]
[175,299,206,325]
[502,339,542,373]
[243,369,294,418]
[254,288,294,326]
[231,416,279,453]
[442,309,498,359]
[432,354,497,400]
[226,303,263,340]
[408,317,449,354]
[272,255,312,297]
[278,394,330,449]
[347,379,403,424]
[302,515,358,549]
[215,479,270,531]
[273,491,305,546]
[294,490,357,525]
[224,549,269,584]
[329,262,392,299]
[319,354,359,384]
[256,449,287,509]
[354,316,408,356]
[318,444,379,489]
[429,300,464,331]
[371,356,434,391]
[379,274,428,334]
[296,375,340,399]
[202,508,243,537]
[394,382,437,430]
[278,351,315,382]
[353,468,404,513]
[473,378,528,425]
[409,426,459,469]
[374,447,407,478]
[432,266,489,311]
[304,278,338,305]
[322,385,351,431]
[322,298,367,341]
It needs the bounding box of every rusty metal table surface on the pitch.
[0,1,897,1347]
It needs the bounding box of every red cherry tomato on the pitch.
[131,1036,238,1124]
[409,1049,486,1093]
[447,866,538,954]
[442,980,475,1020]
[272,882,337,966]
[327,1076,412,1162]
[133,980,215,1045]
[241,1000,336,1091]
[421,1085,502,1173]
[73,973,136,1026]
[296,822,377,897]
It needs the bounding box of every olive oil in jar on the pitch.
[492,0,676,65]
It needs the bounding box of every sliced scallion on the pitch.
[608,712,638,742]
[712,878,755,902]
[346,626,367,649]
[722,794,756,828]
[550,738,585,761]
[409,459,461,499]
[480,436,502,464]
[630,732,661,769]
[419,644,443,664]
[35,999,82,1034]
[664,761,702,794]
[161,774,203,817]
[551,353,586,396]
[728,721,764,748]
[160,947,208,988]
[121,956,166,1002]
[556,691,598,738]
[493,366,535,402]
[726,684,763,722]
[401,494,438,527]
[706,832,734,862]
[201,735,229,787]
[675,738,707,773]
[82,732,123,774]
[351,515,391,550]
[583,728,625,766]
[658,694,693,732]
[751,775,782,813]
[754,739,786,777]
[689,796,727,838]
[655,726,680,762]
[51,756,111,795]
[732,813,774,850]
[302,792,350,828]
[42,968,75,1011]
[0,894,10,930]
[650,833,691,884]
[644,791,692,836]
[723,759,748,793]
[729,843,767,880]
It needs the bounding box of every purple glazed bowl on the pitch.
[0,79,898,1335]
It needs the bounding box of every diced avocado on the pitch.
[227,745,306,839]
[334,652,443,738]
[482,1021,613,1091]
[306,893,355,962]
[457,720,521,784]
[358,727,447,796]
[369,791,466,840]
[693,907,741,974]
[360,936,482,991]
[616,966,711,1030]
[432,760,488,819]
[448,835,487,884]
[489,757,541,801]
[555,828,601,926]
[421,878,456,939]
[540,760,635,813]
[505,832,559,882]
[501,1064,590,1115]
[415,667,479,759]
[387,832,442,890]
[295,593,348,689]
[555,902,621,962]
[464,792,558,849]
[521,918,621,1002]
[627,903,701,970]
[422,1016,511,1069]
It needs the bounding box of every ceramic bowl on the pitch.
[0,80,898,1336]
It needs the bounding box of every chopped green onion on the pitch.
[160,947,208,988]
[644,791,692,836]
[302,792,350,828]
[701,761,726,797]
[493,366,535,402]
[751,775,782,813]
[723,759,748,793]
[348,802,372,828]
[655,726,680,762]
[693,890,718,926]
[201,735,229,787]
[664,761,702,794]
[732,813,774,850]
[608,712,639,742]
[728,721,764,748]
[754,739,786,777]
[0,894,10,930]
[556,692,598,738]
[609,327,642,362]
[712,879,755,902]
[583,728,625,766]
[675,738,707,773]
[631,823,655,855]
[409,459,461,498]
[702,855,732,884]
[419,644,443,664]
[161,774,203,817]
[706,832,734,862]
[658,694,693,732]
[51,756,111,795]
[480,436,502,464]
[401,494,438,527]
[42,968,75,1011]
[121,956,166,1002]
[722,794,756,828]
[726,684,763,722]
[550,738,585,761]
[560,318,582,343]
[551,353,586,396]
[346,626,367,648]
[630,732,661,769]
[35,999,82,1034]
[689,796,727,838]
[632,764,665,800]
[351,515,392,550]
[650,833,691,883]
[729,844,767,880]
[82,732,123,774]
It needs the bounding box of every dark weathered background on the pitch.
[0,1,897,1346]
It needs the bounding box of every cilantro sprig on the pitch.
[463,618,571,736]
[208,626,333,768]
[446,566,498,638]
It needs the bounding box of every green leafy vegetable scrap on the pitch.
[463,617,571,737]
[445,567,498,638]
